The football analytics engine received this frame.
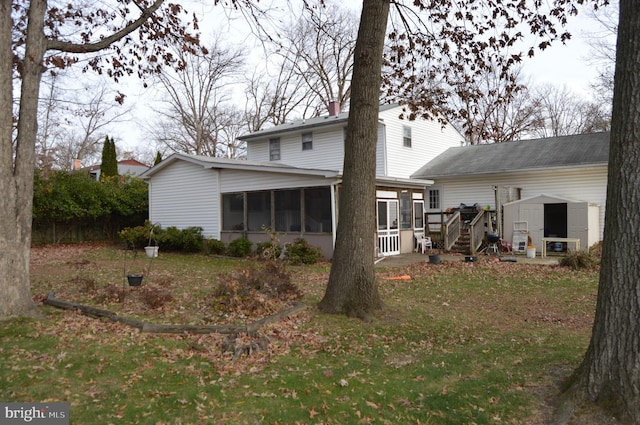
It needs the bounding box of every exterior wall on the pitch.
[379,108,464,179]
[219,232,335,260]
[118,164,148,177]
[148,161,220,238]
[246,125,346,171]
[220,169,336,193]
[434,166,607,242]
[246,106,464,180]
[376,124,386,177]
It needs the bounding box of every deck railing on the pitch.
[468,210,487,254]
[443,211,461,251]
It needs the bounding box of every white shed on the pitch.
[503,194,600,253]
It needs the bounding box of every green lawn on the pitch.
[1,244,598,424]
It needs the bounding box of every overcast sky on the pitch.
[110,1,617,155]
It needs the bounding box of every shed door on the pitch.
[568,202,589,248]
[520,203,544,247]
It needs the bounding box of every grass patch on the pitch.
[0,244,598,424]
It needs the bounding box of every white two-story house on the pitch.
[141,103,464,258]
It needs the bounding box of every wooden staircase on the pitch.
[450,228,472,254]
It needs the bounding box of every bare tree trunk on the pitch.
[0,0,47,320]
[556,1,640,423]
[318,0,389,320]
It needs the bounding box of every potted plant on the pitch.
[144,227,159,258]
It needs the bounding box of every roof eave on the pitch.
[239,116,350,141]
[414,162,608,180]
[376,176,434,188]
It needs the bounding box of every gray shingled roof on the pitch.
[140,153,341,179]
[411,132,610,179]
[238,104,400,140]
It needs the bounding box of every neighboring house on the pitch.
[411,132,609,253]
[86,159,150,180]
[141,103,465,258]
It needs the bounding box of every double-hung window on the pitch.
[403,126,412,148]
[269,138,280,160]
[302,132,313,151]
[428,188,440,210]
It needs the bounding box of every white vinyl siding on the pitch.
[246,127,345,170]
[375,124,387,177]
[435,166,608,241]
[379,108,464,179]
[245,105,464,179]
[220,169,335,193]
[148,161,219,238]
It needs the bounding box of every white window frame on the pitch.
[402,125,412,148]
[302,132,313,151]
[413,200,425,231]
[269,138,280,161]
[428,187,441,211]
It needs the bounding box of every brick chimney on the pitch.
[328,101,341,116]
[73,159,81,170]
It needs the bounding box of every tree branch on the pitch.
[45,0,165,53]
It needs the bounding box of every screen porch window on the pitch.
[275,190,301,232]
[302,132,313,151]
[269,138,280,160]
[305,187,332,232]
[222,193,244,230]
[413,201,424,229]
[247,192,271,231]
[400,191,412,229]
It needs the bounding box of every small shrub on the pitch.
[205,238,226,255]
[156,226,183,251]
[588,242,603,265]
[73,276,97,293]
[286,238,323,265]
[96,285,125,303]
[208,261,301,316]
[120,221,159,247]
[256,241,282,260]
[227,237,252,257]
[139,286,174,309]
[179,226,205,253]
[210,273,258,312]
[559,250,596,270]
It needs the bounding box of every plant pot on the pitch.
[428,254,441,265]
[526,246,536,259]
[145,246,159,258]
[127,274,143,286]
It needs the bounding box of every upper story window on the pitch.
[269,138,280,161]
[403,126,412,148]
[302,132,313,151]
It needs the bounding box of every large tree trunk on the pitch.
[318,0,390,319]
[556,1,640,423]
[0,1,47,320]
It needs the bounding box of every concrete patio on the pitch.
[375,252,561,268]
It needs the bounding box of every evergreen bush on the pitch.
[227,237,253,257]
[205,238,226,255]
[286,238,323,264]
